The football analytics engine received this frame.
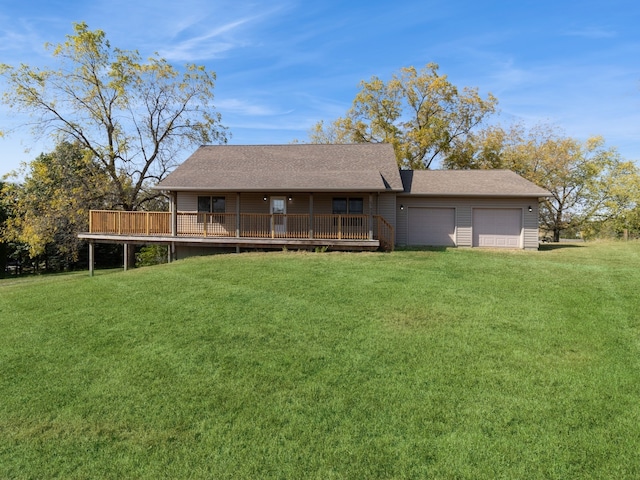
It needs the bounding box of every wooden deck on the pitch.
[78,232,381,251]
[83,210,394,252]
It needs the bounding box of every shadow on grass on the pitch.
[396,244,589,253]
[394,246,451,252]
[538,242,585,251]
[0,267,122,284]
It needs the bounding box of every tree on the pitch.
[444,123,529,173]
[308,64,497,169]
[0,180,8,273]
[582,160,640,239]
[445,124,639,241]
[0,22,227,211]
[1,142,112,269]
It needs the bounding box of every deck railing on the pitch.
[313,215,369,239]
[178,212,236,237]
[374,215,395,252]
[89,210,393,249]
[90,210,171,235]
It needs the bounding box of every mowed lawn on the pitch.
[1,242,639,479]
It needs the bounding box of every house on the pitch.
[79,144,550,273]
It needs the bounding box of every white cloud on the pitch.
[217,98,286,117]
[563,26,617,39]
[159,17,256,61]
[155,3,292,62]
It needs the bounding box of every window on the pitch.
[212,197,226,213]
[197,196,211,213]
[332,197,364,228]
[197,196,225,213]
[332,198,347,215]
[332,197,363,214]
[348,198,363,215]
[197,196,225,223]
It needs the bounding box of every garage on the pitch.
[473,208,522,248]
[407,207,456,246]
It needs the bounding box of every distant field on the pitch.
[1,242,639,479]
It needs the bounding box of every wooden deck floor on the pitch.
[77,233,380,251]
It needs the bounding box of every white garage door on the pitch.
[473,208,522,248]
[408,207,456,246]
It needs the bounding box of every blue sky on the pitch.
[1,0,639,176]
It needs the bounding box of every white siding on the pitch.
[523,203,540,249]
[238,193,269,214]
[457,206,473,247]
[377,193,396,227]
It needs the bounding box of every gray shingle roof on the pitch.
[399,170,551,197]
[155,144,403,192]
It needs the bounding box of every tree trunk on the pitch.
[553,206,564,243]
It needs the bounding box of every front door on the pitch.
[270,196,287,235]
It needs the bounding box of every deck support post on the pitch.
[124,243,129,271]
[88,241,95,277]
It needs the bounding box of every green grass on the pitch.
[1,242,639,479]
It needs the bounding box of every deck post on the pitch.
[124,243,129,271]
[170,192,177,237]
[309,193,314,239]
[236,193,241,238]
[88,241,94,277]
[368,193,374,240]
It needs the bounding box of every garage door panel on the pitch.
[408,207,456,246]
[473,208,522,248]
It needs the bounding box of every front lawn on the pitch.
[1,242,639,478]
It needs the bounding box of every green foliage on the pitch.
[309,64,497,169]
[0,182,7,273]
[1,22,227,211]
[1,142,110,267]
[1,244,639,478]
[135,244,168,267]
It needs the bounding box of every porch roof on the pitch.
[154,144,403,193]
